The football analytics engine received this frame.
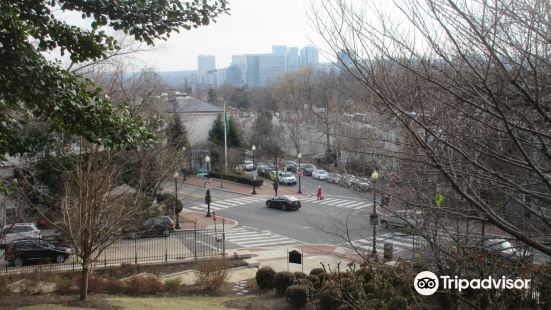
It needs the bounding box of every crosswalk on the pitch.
[344,232,417,256]
[301,196,372,210]
[222,226,302,248]
[187,196,266,212]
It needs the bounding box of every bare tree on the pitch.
[310,0,551,256]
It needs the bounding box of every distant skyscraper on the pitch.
[337,48,355,70]
[286,47,299,71]
[245,54,285,86]
[272,45,287,56]
[225,65,244,85]
[300,46,319,67]
[197,55,215,75]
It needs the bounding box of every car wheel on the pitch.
[55,255,66,263]
[266,201,271,208]
[14,257,24,267]
[282,205,287,211]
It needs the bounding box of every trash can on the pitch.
[384,243,393,261]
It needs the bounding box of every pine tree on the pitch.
[166,114,189,149]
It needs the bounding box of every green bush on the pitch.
[163,278,182,292]
[293,272,307,280]
[256,267,276,290]
[285,284,309,308]
[208,171,263,187]
[319,289,341,310]
[306,275,321,289]
[274,271,296,296]
[309,268,326,286]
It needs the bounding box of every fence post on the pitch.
[134,238,138,264]
[194,222,197,260]
[104,252,107,267]
[165,236,168,263]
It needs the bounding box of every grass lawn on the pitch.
[108,295,243,310]
[18,305,95,310]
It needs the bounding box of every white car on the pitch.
[1,223,41,247]
[278,172,297,185]
[312,170,329,180]
[242,160,254,171]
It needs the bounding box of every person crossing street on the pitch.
[317,185,324,200]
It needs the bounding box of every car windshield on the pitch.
[318,170,327,174]
[303,164,313,168]
[488,239,513,250]
[244,160,252,164]
[282,172,293,177]
[286,196,298,201]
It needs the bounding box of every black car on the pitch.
[5,239,74,267]
[301,164,316,176]
[125,216,175,238]
[266,196,301,211]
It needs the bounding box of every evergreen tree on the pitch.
[166,114,189,150]
[207,87,217,103]
[208,114,225,146]
[208,113,242,147]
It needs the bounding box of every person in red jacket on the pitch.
[317,185,323,200]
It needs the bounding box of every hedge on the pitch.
[208,171,263,187]
[256,267,276,290]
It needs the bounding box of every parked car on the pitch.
[5,239,74,267]
[340,174,357,188]
[196,168,209,177]
[379,210,423,229]
[301,164,316,176]
[242,160,254,171]
[481,238,534,263]
[326,173,342,184]
[281,160,297,168]
[257,164,273,177]
[278,172,297,185]
[1,223,41,248]
[312,170,329,180]
[266,196,301,211]
[286,164,298,173]
[125,216,175,238]
[352,178,370,191]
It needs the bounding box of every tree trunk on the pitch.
[80,263,90,301]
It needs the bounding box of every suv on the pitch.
[301,164,316,176]
[352,178,370,192]
[242,160,254,171]
[125,216,175,238]
[5,239,74,267]
[1,223,41,248]
[379,210,423,229]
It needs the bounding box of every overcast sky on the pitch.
[133,0,318,72]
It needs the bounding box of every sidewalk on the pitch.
[178,211,237,230]
[183,175,308,198]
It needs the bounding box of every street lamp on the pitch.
[173,171,181,229]
[371,169,379,255]
[205,155,212,217]
[251,145,257,195]
[297,153,302,194]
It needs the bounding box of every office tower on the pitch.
[272,45,287,56]
[245,54,285,86]
[225,65,244,85]
[337,48,355,70]
[197,55,215,75]
[246,55,260,86]
[286,47,299,71]
[300,45,319,67]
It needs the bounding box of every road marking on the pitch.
[218,227,302,248]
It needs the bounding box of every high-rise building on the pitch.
[231,55,247,84]
[272,45,287,56]
[245,54,285,86]
[337,48,355,70]
[225,65,244,85]
[286,47,299,71]
[300,46,319,67]
[197,55,215,75]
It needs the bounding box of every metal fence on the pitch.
[0,229,224,274]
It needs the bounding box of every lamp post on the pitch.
[371,170,379,255]
[205,155,212,217]
[297,153,302,194]
[173,171,181,229]
[252,145,257,195]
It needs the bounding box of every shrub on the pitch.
[256,267,276,290]
[319,289,341,310]
[0,276,9,299]
[164,278,182,292]
[55,278,76,295]
[285,284,309,308]
[197,259,228,291]
[309,268,326,285]
[306,275,321,289]
[104,278,126,294]
[388,296,408,310]
[274,271,296,296]
[125,276,163,295]
[293,272,307,280]
[208,171,263,187]
[121,263,142,276]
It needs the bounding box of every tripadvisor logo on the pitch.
[413,271,531,296]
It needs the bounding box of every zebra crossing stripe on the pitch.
[238,238,299,247]
[338,200,363,207]
[320,198,349,205]
[226,232,272,238]
[311,197,337,204]
[236,236,293,245]
[227,234,278,242]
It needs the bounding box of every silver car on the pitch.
[1,223,41,247]
[326,173,342,184]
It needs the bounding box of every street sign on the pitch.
[297,169,303,177]
[289,250,302,264]
[370,213,379,225]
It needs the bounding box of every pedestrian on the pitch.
[273,181,279,196]
[317,185,323,200]
[205,177,211,189]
